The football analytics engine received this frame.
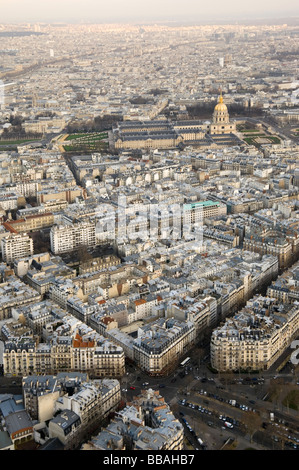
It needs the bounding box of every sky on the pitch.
[0,0,298,23]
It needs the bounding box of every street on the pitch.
[120,348,299,450]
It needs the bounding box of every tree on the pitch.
[243,411,263,443]
[77,245,93,264]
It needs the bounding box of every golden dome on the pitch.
[214,94,228,112]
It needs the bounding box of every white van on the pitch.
[224,421,233,429]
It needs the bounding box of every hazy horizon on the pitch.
[0,0,298,24]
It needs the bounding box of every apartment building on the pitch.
[3,331,125,378]
[24,256,76,295]
[56,380,121,430]
[50,220,96,254]
[48,410,81,450]
[22,301,67,338]
[49,278,84,310]
[82,388,183,451]
[23,373,88,423]
[166,295,217,333]
[71,333,125,378]
[3,338,125,378]
[14,252,51,278]
[17,200,69,219]
[243,233,293,269]
[183,200,227,226]
[1,233,34,264]
[133,318,196,375]
[3,213,54,233]
[74,264,149,298]
[210,296,299,371]
[267,260,299,303]
[37,186,82,205]
[0,276,42,321]
[66,297,99,324]
[78,253,121,274]
[1,319,33,342]
[49,379,121,450]
[23,375,61,423]
[128,294,162,323]
[89,303,128,331]
[0,193,19,211]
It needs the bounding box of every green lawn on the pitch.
[65,132,108,142]
[63,132,109,152]
[243,135,281,146]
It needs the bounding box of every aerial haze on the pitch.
[1,0,298,23]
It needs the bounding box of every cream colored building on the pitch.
[56,380,121,428]
[1,233,34,264]
[210,296,299,371]
[133,318,196,376]
[3,333,125,378]
[50,220,96,254]
[243,233,294,270]
[37,187,82,205]
[113,94,236,150]
[82,388,184,451]
[3,213,54,233]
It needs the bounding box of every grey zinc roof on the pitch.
[50,409,80,435]
[0,394,24,417]
[0,431,12,449]
[5,410,33,435]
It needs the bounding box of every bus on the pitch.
[180,357,191,367]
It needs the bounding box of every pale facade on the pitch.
[113,95,236,149]
[133,318,196,375]
[210,299,299,371]
[1,233,34,264]
[82,389,184,451]
[3,336,125,378]
[50,221,96,254]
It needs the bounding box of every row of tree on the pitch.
[65,114,123,134]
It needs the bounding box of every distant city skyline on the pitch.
[1,0,298,23]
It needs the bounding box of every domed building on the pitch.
[113,93,240,150]
[209,94,236,135]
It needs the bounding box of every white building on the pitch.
[1,233,34,264]
[50,220,96,254]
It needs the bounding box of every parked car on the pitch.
[224,421,234,429]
